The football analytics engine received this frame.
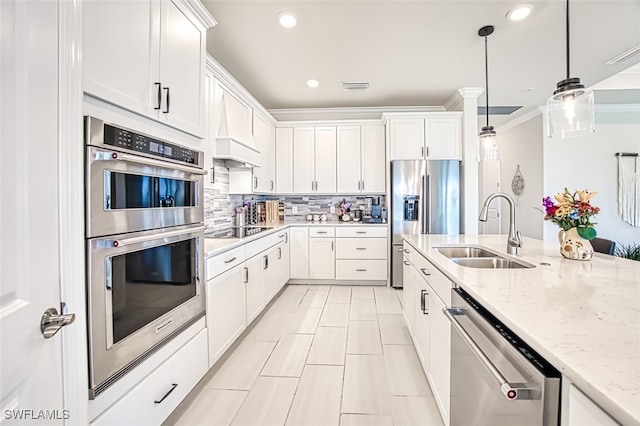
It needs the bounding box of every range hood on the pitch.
[215,92,261,168]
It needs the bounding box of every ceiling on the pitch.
[202,0,640,124]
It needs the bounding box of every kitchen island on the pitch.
[402,234,640,426]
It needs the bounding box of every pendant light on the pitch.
[546,0,595,138]
[478,25,499,161]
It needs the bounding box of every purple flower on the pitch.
[542,196,554,208]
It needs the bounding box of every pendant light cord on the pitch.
[566,0,570,79]
[484,34,489,128]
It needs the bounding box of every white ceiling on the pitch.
[202,0,640,124]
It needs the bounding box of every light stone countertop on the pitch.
[203,220,388,258]
[402,233,640,426]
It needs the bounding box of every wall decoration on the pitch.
[511,164,525,197]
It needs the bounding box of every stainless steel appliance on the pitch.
[84,116,206,398]
[446,288,561,426]
[390,160,460,287]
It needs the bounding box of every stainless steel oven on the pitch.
[84,116,206,398]
[446,287,561,426]
[85,116,204,238]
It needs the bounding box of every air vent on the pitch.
[606,44,640,65]
[342,82,370,91]
[478,106,523,115]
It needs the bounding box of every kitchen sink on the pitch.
[451,257,534,269]
[434,246,499,258]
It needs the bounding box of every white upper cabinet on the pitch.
[275,128,294,193]
[388,113,461,161]
[337,125,385,194]
[292,126,336,194]
[252,112,276,193]
[83,0,215,137]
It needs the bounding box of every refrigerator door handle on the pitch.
[421,174,430,234]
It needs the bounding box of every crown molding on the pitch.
[270,106,444,122]
[178,0,216,30]
[444,87,484,111]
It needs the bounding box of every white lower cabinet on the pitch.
[92,330,208,426]
[309,238,335,279]
[567,384,619,426]
[334,226,388,281]
[402,240,452,425]
[245,250,267,324]
[289,227,310,279]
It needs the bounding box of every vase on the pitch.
[558,228,594,261]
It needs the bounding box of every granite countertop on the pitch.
[402,233,640,426]
[203,220,388,258]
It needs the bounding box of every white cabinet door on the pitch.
[293,127,315,193]
[361,125,386,193]
[206,264,246,366]
[253,113,276,193]
[337,126,362,193]
[83,0,159,118]
[402,257,416,335]
[276,232,290,286]
[425,114,461,160]
[276,128,294,193]
[263,246,279,303]
[389,118,425,160]
[245,254,265,324]
[309,238,335,279]
[414,275,430,369]
[427,291,450,422]
[289,227,309,279]
[157,0,206,137]
[568,384,619,426]
[202,67,215,189]
[314,127,337,194]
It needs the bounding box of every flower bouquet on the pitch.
[543,189,600,240]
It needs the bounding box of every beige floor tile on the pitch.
[268,293,305,314]
[351,286,374,299]
[176,389,247,426]
[285,365,343,426]
[327,285,352,304]
[349,298,377,321]
[283,284,309,295]
[373,287,403,314]
[230,377,298,426]
[307,326,347,365]
[299,288,330,308]
[246,311,294,342]
[341,355,391,415]
[207,340,276,390]
[287,307,323,334]
[378,314,412,345]
[346,320,382,355]
[319,303,350,327]
[383,345,430,396]
[339,414,393,426]
[390,396,444,426]
[261,334,313,377]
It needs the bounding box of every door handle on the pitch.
[420,289,429,314]
[154,82,162,110]
[163,87,170,113]
[41,303,75,339]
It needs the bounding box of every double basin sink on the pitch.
[433,246,535,269]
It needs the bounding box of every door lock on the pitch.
[40,303,75,339]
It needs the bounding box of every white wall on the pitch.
[543,108,640,246]
[497,114,545,239]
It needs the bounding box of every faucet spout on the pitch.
[479,192,523,255]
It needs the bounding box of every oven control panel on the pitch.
[103,124,199,166]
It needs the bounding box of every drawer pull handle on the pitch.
[224,257,237,264]
[397,248,404,252]
[420,289,429,314]
[356,247,366,250]
[403,249,410,253]
[420,268,431,276]
[403,260,410,266]
[356,231,366,234]
[316,231,327,234]
[154,383,178,404]
[356,268,367,272]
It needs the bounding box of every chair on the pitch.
[591,237,616,255]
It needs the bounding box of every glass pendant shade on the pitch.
[479,126,500,161]
[546,78,595,138]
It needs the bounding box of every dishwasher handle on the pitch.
[444,307,536,401]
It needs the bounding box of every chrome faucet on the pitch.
[479,192,523,255]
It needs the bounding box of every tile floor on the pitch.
[168,285,444,426]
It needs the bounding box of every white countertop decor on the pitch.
[402,233,640,426]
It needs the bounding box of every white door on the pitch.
[1,0,68,421]
[275,128,294,193]
[425,115,461,160]
[309,238,335,279]
[253,113,276,193]
[314,127,337,194]
[289,228,309,279]
[293,127,315,193]
[361,125,386,193]
[389,118,424,160]
[337,126,362,193]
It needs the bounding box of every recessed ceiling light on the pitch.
[307,79,319,88]
[277,12,297,28]
[506,4,534,21]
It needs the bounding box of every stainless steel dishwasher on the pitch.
[445,288,561,426]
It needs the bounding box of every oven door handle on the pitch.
[91,148,206,176]
[110,226,205,248]
[444,308,537,401]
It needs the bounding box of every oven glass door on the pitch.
[108,171,196,210]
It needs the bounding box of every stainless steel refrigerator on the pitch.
[391,160,461,288]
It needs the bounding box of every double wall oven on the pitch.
[85,116,206,398]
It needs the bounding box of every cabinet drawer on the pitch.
[206,246,246,280]
[246,231,285,258]
[336,238,387,259]
[336,260,387,280]
[92,330,208,426]
[309,227,335,237]
[335,226,386,238]
[412,254,452,305]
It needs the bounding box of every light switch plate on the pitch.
[330,205,335,213]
